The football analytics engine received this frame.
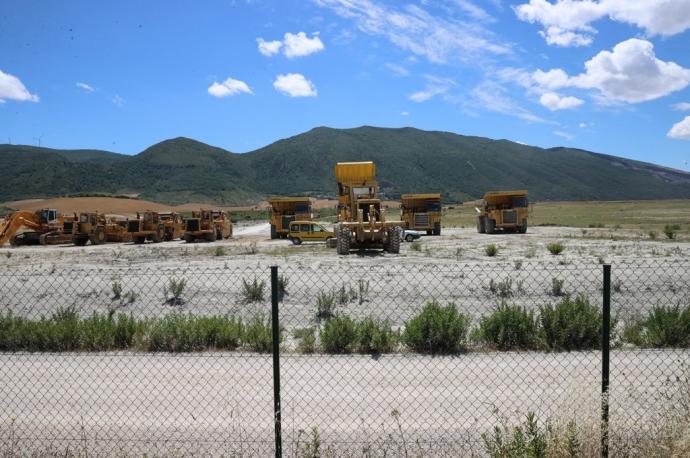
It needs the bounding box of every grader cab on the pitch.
[476,190,529,234]
[401,193,442,235]
[334,161,403,255]
[268,197,312,239]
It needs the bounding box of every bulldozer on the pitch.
[183,209,232,243]
[400,193,442,235]
[127,211,165,244]
[476,190,529,234]
[72,212,108,246]
[0,209,74,246]
[268,197,312,239]
[159,212,184,241]
[334,161,403,255]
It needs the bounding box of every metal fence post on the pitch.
[601,264,611,458]
[271,266,282,458]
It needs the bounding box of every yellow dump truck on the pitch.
[268,197,312,239]
[183,209,232,243]
[476,190,529,234]
[159,212,184,241]
[334,161,403,255]
[400,193,442,235]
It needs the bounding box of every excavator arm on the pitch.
[0,211,42,246]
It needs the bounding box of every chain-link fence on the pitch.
[0,259,688,456]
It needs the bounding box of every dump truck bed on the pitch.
[335,162,376,183]
[401,193,442,202]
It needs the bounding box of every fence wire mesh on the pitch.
[0,259,688,456]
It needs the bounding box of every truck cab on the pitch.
[288,221,335,245]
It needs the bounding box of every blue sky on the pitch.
[1,0,690,170]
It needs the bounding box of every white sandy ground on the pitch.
[0,224,689,455]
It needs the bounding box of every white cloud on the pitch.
[208,77,253,98]
[273,73,318,97]
[257,38,282,56]
[539,92,584,110]
[0,70,39,103]
[111,95,124,107]
[400,111,409,116]
[315,0,510,64]
[385,62,410,77]
[668,116,690,140]
[257,32,324,58]
[579,122,593,128]
[553,130,574,140]
[283,32,325,58]
[514,0,690,47]
[470,80,549,123]
[533,39,690,104]
[409,75,455,102]
[671,102,690,111]
[76,82,95,92]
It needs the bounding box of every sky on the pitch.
[1,0,690,170]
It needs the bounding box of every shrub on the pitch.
[316,290,336,320]
[514,259,523,270]
[489,277,513,298]
[550,278,565,297]
[241,278,265,303]
[243,315,273,353]
[410,241,422,252]
[540,296,602,351]
[626,305,690,348]
[485,244,499,257]
[293,327,316,354]
[321,314,357,354]
[546,243,565,255]
[664,224,680,240]
[402,301,469,354]
[111,281,123,300]
[483,412,549,458]
[478,304,539,350]
[277,274,288,300]
[648,231,658,240]
[336,284,357,305]
[355,317,396,354]
[357,279,370,304]
[163,278,186,306]
[214,246,226,256]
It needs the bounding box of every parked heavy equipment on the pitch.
[476,190,529,234]
[183,209,232,243]
[106,218,132,243]
[400,193,442,235]
[72,212,107,246]
[0,209,73,246]
[159,212,184,241]
[127,211,165,244]
[287,221,335,245]
[268,197,312,239]
[334,161,403,255]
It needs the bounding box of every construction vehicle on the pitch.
[268,197,312,239]
[287,221,335,245]
[72,212,107,246]
[400,193,442,235]
[159,212,184,241]
[476,190,529,234]
[0,209,73,246]
[183,209,232,243]
[106,218,132,243]
[334,161,403,255]
[126,211,165,244]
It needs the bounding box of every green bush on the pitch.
[321,314,357,354]
[540,296,602,351]
[243,315,274,353]
[546,243,565,255]
[663,224,680,240]
[163,278,186,306]
[293,327,316,354]
[241,278,266,303]
[625,305,690,348]
[355,317,396,354]
[316,290,336,320]
[483,412,549,458]
[410,241,422,252]
[478,304,539,350]
[485,244,499,257]
[402,301,469,354]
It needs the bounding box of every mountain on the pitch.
[1,126,690,204]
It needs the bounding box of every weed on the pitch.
[355,317,396,354]
[410,241,422,252]
[277,274,288,301]
[244,242,258,255]
[243,315,274,353]
[478,303,539,350]
[241,278,265,303]
[550,278,566,297]
[403,301,469,354]
[316,290,336,320]
[111,281,123,301]
[321,314,357,354]
[299,427,321,458]
[540,295,603,351]
[336,284,357,305]
[358,279,370,304]
[625,304,690,348]
[546,243,565,255]
[664,224,680,240]
[163,278,186,306]
[214,246,226,256]
[455,247,463,259]
[485,244,499,257]
[525,247,537,259]
[4,251,11,259]
[514,259,523,270]
[648,231,658,240]
[489,277,514,298]
[483,412,549,458]
[293,327,316,354]
[612,279,623,293]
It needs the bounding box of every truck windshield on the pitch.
[294,204,310,214]
[511,196,529,208]
[426,201,441,212]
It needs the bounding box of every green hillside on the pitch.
[1,126,689,204]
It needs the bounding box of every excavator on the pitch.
[0,209,74,246]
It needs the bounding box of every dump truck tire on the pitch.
[205,233,216,242]
[337,227,351,255]
[387,227,401,254]
[433,222,441,236]
[519,219,528,234]
[270,224,277,240]
[184,235,194,243]
[90,228,106,245]
[326,237,337,248]
[164,231,173,241]
[477,217,485,233]
[152,229,163,243]
[134,236,145,244]
[486,218,496,234]
[74,237,88,246]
